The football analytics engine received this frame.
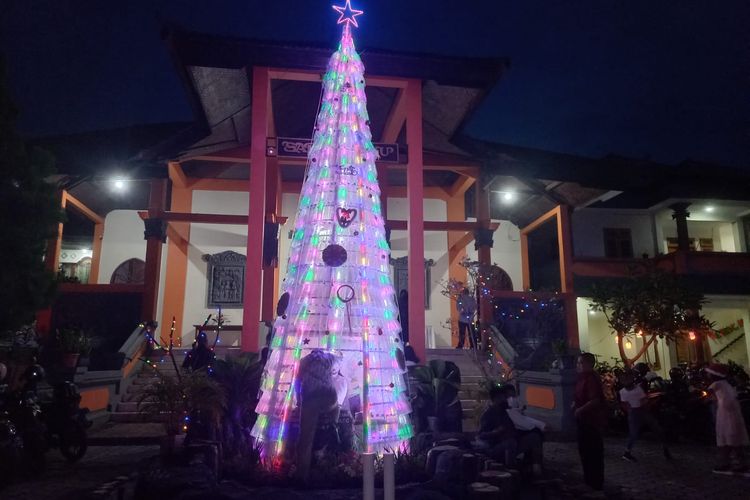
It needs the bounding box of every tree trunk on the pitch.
[621,334,657,367]
[617,332,629,367]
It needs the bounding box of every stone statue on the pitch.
[295,349,348,481]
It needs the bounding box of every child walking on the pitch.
[619,370,672,462]
[706,363,749,474]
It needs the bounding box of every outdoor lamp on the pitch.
[266,137,278,157]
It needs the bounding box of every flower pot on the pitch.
[61,353,80,369]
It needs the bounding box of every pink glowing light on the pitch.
[332,0,363,28]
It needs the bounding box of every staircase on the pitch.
[712,332,747,362]
[109,348,188,423]
[426,348,488,432]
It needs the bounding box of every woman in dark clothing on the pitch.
[572,353,606,491]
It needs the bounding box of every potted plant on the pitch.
[551,339,576,371]
[138,371,224,457]
[138,375,186,456]
[58,328,90,369]
[412,359,462,433]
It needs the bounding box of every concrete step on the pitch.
[109,411,165,423]
[121,391,150,402]
[116,401,143,413]
[460,399,483,410]
[88,422,165,445]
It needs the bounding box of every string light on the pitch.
[251,2,411,458]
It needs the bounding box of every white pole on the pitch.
[363,452,375,500]
[383,452,395,500]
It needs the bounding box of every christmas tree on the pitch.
[252,2,413,457]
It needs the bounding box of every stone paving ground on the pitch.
[545,437,749,500]
[1,444,159,500]
[2,436,748,499]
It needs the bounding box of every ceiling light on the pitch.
[705,206,715,213]
[112,178,126,191]
[501,191,515,203]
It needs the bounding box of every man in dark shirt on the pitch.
[479,385,543,473]
[573,353,606,491]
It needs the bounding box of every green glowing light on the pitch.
[304,268,314,282]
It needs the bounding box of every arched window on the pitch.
[110,258,145,284]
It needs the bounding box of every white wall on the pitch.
[578,296,750,373]
[577,298,672,376]
[100,192,523,349]
[572,209,655,258]
[388,198,452,347]
[703,303,749,367]
[98,210,147,284]
[718,223,736,252]
[180,190,249,342]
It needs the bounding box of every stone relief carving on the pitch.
[203,251,246,309]
[389,256,435,309]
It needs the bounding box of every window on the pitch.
[110,258,145,284]
[603,228,634,258]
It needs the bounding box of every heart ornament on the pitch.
[336,207,358,228]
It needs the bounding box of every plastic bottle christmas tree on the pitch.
[251,3,412,457]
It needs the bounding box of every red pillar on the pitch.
[261,157,281,323]
[475,181,493,350]
[142,179,167,322]
[556,205,579,349]
[242,66,271,352]
[36,189,66,336]
[406,79,425,363]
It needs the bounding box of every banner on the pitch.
[276,137,400,163]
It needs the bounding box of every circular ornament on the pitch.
[322,244,348,267]
[336,284,355,303]
[276,292,290,317]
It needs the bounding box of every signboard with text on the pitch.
[275,137,401,163]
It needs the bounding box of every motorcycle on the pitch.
[1,365,91,470]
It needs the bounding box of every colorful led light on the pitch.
[332,0,363,28]
[250,3,411,459]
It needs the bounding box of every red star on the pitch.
[332,0,363,28]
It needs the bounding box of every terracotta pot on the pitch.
[61,353,80,369]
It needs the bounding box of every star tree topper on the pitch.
[333,0,363,28]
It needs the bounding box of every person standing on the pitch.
[456,288,477,349]
[619,370,672,462]
[705,363,749,474]
[573,353,606,491]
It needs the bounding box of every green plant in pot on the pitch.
[412,359,462,433]
[57,328,90,369]
[551,338,576,370]
[138,371,224,456]
[213,352,263,460]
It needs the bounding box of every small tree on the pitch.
[590,266,712,367]
[0,55,63,332]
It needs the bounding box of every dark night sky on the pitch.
[2,0,748,167]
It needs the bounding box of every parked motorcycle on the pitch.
[1,365,91,471]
